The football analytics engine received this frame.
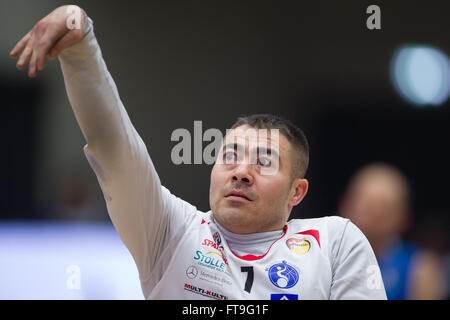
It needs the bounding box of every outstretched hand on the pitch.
[9,5,86,78]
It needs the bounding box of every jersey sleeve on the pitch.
[328,217,387,300]
[57,15,198,282]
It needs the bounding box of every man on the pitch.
[10,6,386,299]
[339,163,445,299]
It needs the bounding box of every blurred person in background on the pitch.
[409,213,450,300]
[339,162,445,299]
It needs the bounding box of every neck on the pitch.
[214,218,285,257]
[215,218,285,238]
[212,212,286,234]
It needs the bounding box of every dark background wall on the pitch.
[0,78,40,218]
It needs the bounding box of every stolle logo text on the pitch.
[194,250,230,275]
[170,121,280,176]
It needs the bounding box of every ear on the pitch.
[288,178,309,208]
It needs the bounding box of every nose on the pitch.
[232,163,254,185]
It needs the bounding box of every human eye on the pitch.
[258,156,272,167]
[223,151,237,164]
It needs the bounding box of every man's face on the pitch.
[209,125,307,234]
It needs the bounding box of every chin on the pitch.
[213,207,252,231]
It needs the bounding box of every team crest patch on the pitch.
[266,260,299,289]
[286,237,310,255]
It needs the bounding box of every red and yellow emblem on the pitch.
[286,237,311,255]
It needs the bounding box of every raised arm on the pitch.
[9,6,198,288]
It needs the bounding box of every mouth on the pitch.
[225,191,252,201]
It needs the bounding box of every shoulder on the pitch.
[287,215,350,236]
[287,216,352,252]
[287,216,367,255]
[322,216,369,254]
[303,215,365,241]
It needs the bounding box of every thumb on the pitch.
[48,29,84,59]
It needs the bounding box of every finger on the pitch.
[16,46,33,69]
[10,32,31,58]
[28,50,38,78]
[37,49,47,71]
[36,39,54,71]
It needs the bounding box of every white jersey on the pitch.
[58,15,387,300]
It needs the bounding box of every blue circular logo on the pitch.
[267,260,299,289]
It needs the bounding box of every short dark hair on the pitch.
[231,114,309,179]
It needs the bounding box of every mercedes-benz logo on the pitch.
[186,266,198,279]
